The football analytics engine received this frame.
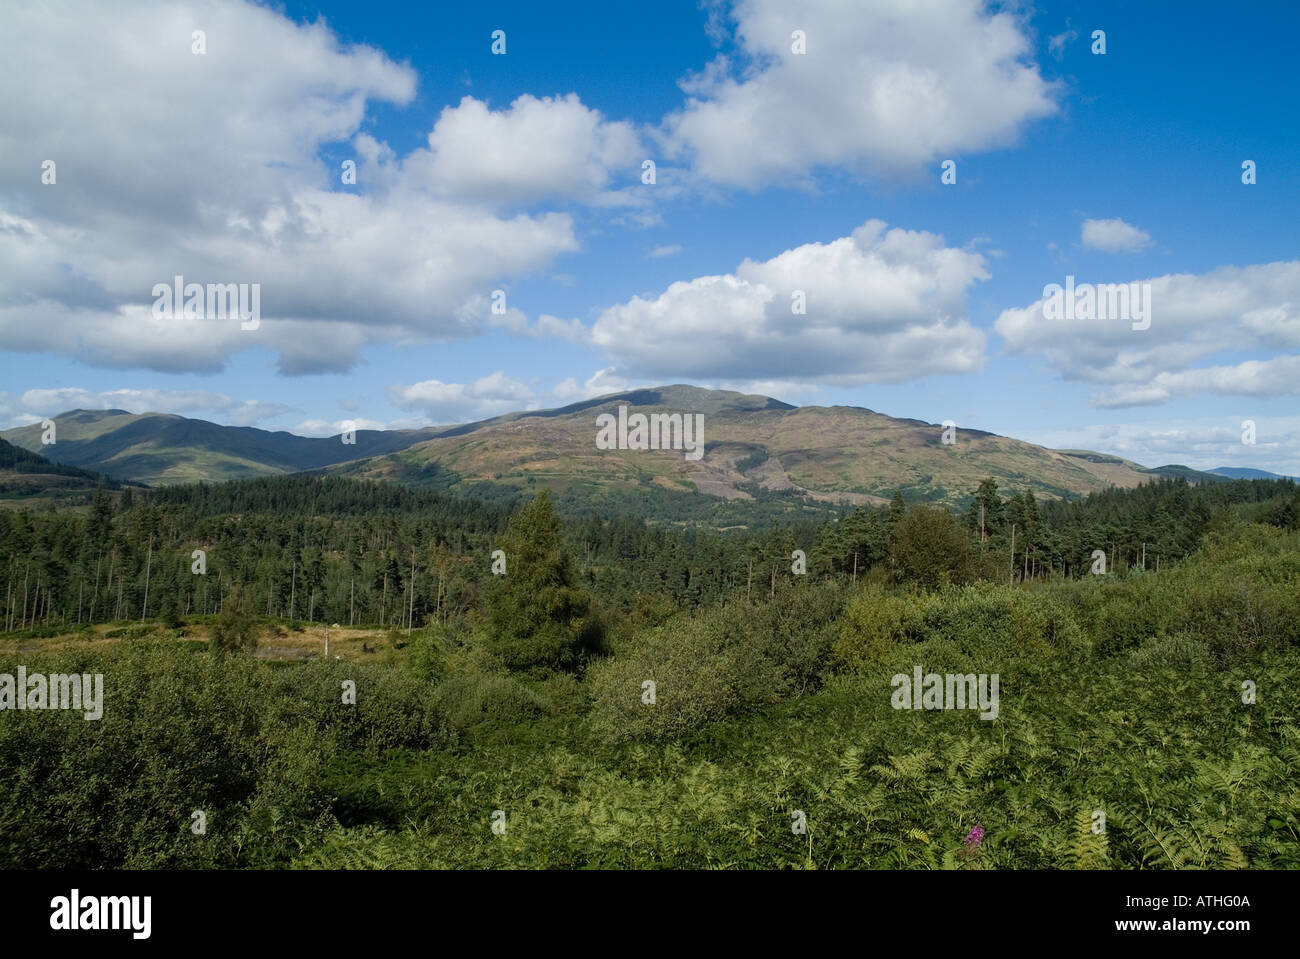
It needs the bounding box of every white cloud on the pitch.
[292,416,428,437]
[12,387,288,426]
[0,2,605,375]
[1027,416,1300,477]
[484,307,587,342]
[535,314,588,342]
[648,244,683,258]
[1090,356,1300,408]
[407,94,643,205]
[662,0,1057,187]
[388,371,536,423]
[1081,217,1153,254]
[994,260,1300,406]
[591,219,989,385]
[1048,29,1077,60]
[550,378,583,402]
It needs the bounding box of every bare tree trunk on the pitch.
[21,562,30,629]
[408,550,415,636]
[90,550,102,624]
[102,551,115,623]
[140,535,153,623]
[1009,524,1017,585]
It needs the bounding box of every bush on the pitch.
[584,589,838,744]
[209,588,260,657]
[834,585,924,670]
[431,669,551,737]
[586,620,741,744]
[0,644,329,868]
[890,506,972,588]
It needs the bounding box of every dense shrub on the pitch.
[431,669,551,737]
[587,580,848,744]
[6,514,1300,870]
[0,643,453,868]
[586,616,746,744]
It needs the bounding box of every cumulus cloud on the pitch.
[591,219,989,385]
[1090,356,1300,407]
[534,315,588,342]
[1027,416,1300,477]
[483,306,587,342]
[292,416,430,437]
[1081,217,1153,253]
[662,0,1057,187]
[994,260,1300,406]
[388,371,536,423]
[551,367,635,402]
[407,94,644,205]
[0,1,618,375]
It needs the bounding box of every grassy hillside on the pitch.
[1,390,1235,513]
[0,436,125,499]
[1,409,443,486]
[330,384,1196,512]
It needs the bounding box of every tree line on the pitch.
[2,472,1296,636]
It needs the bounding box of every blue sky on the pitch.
[1,0,1297,474]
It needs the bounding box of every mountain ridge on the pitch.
[2,388,1251,515]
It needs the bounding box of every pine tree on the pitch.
[966,478,1005,541]
[484,490,602,673]
[887,490,906,535]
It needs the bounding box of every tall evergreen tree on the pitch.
[483,490,602,673]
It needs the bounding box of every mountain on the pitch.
[1,409,445,486]
[4,390,1269,517]
[0,436,125,497]
[1210,467,1296,481]
[323,385,1213,514]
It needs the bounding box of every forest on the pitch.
[1,473,1298,868]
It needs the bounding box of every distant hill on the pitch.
[0,436,124,496]
[1210,467,1296,481]
[324,385,1202,512]
[5,391,1284,517]
[1,409,445,486]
